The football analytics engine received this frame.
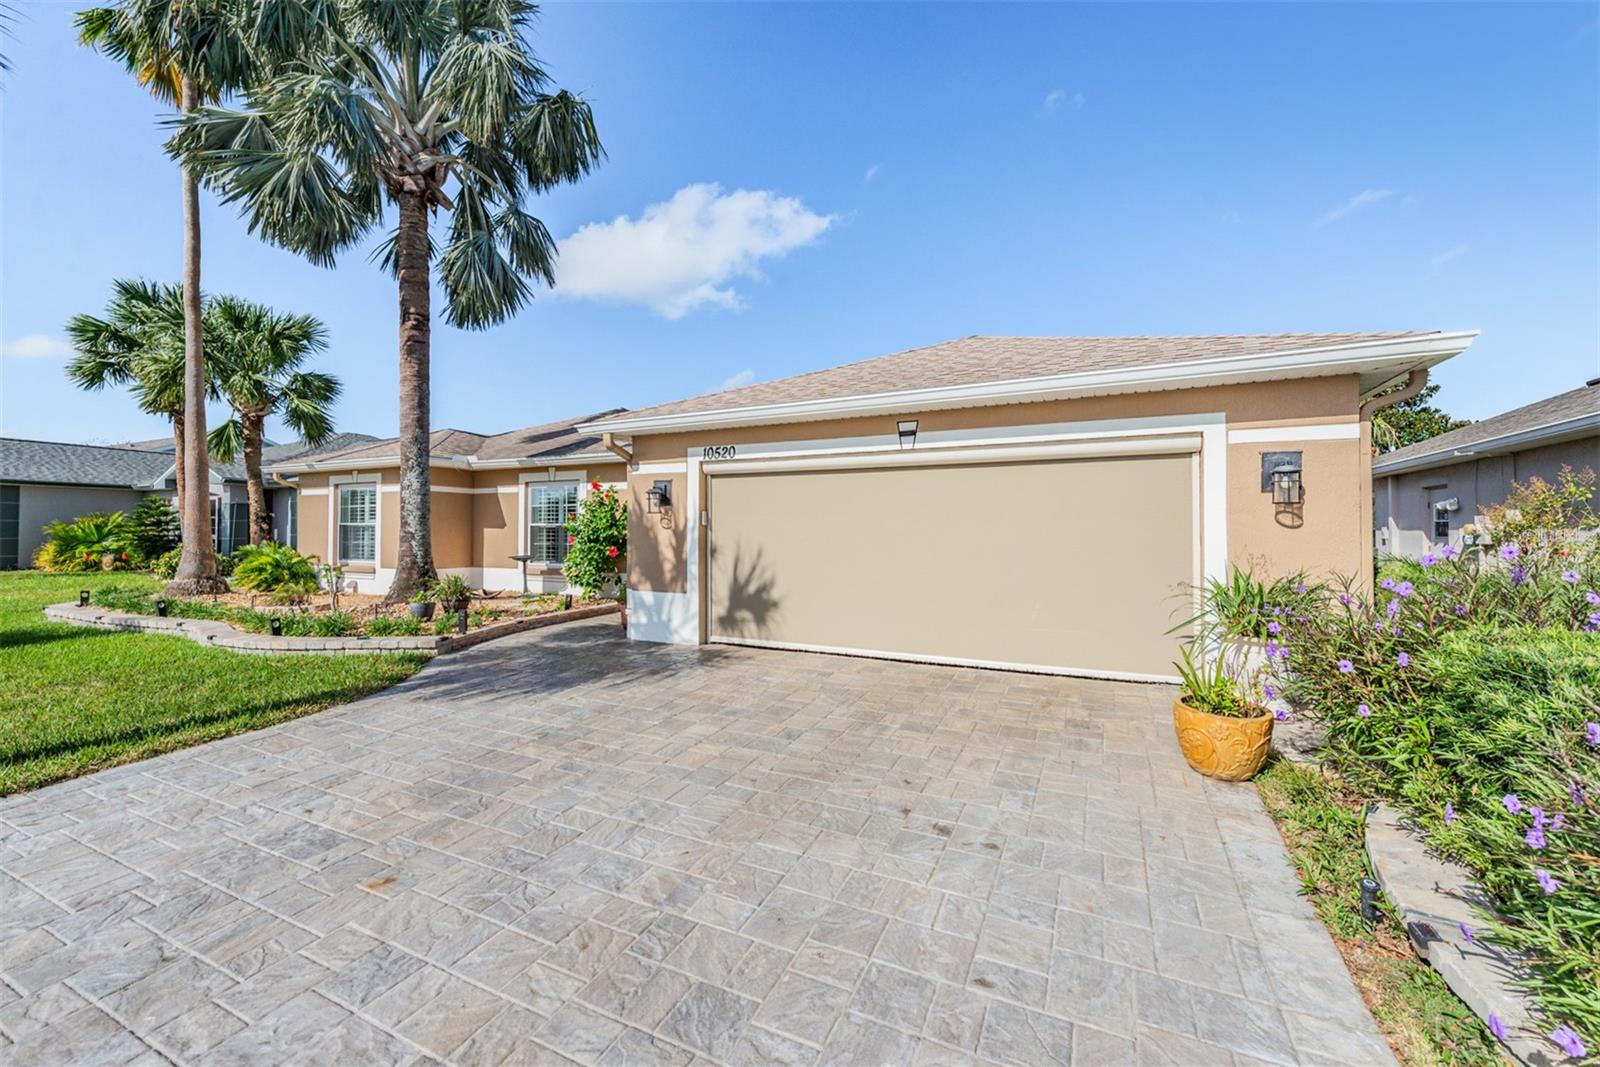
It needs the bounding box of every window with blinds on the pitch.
[338,485,377,563]
[528,483,578,563]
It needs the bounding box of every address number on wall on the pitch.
[701,445,737,460]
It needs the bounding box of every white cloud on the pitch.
[1,334,74,360]
[1313,188,1397,227]
[1043,89,1085,115]
[717,368,756,392]
[554,184,835,319]
[1431,243,1469,266]
[863,163,882,185]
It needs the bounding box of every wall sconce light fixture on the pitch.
[1261,451,1304,506]
[897,420,919,449]
[646,480,672,513]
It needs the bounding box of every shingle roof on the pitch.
[1375,383,1600,471]
[0,438,178,489]
[212,433,385,480]
[607,332,1437,422]
[275,412,627,470]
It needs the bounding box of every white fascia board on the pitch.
[268,451,610,475]
[580,331,1479,437]
[1373,411,1600,477]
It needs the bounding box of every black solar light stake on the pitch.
[269,617,283,637]
[457,609,468,635]
[154,598,169,618]
[79,590,91,607]
[1359,877,1381,923]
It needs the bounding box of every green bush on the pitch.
[1275,550,1600,1050]
[34,512,136,572]
[232,542,318,600]
[364,615,422,637]
[563,484,626,597]
[427,574,473,612]
[1175,566,1321,643]
[150,546,183,580]
[128,496,181,560]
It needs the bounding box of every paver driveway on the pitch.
[0,619,1392,1066]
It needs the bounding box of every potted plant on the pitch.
[429,574,474,615]
[408,590,435,621]
[1171,644,1273,781]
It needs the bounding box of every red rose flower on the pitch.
[606,546,619,558]
[590,481,601,491]
[567,534,576,544]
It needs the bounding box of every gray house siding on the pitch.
[14,484,149,565]
[1374,434,1600,558]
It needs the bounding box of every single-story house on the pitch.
[269,411,629,595]
[1374,379,1600,558]
[0,433,375,567]
[582,331,1477,682]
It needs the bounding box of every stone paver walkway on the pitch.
[0,620,1392,1066]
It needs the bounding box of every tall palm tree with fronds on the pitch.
[205,297,340,545]
[65,279,203,515]
[78,0,250,594]
[171,0,602,601]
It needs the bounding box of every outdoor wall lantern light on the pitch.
[1261,451,1304,506]
[154,598,169,618]
[897,419,919,449]
[79,590,91,607]
[646,480,672,513]
[269,617,283,637]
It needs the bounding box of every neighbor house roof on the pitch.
[210,433,386,482]
[1373,382,1600,477]
[269,411,629,473]
[0,438,180,489]
[583,331,1478,436]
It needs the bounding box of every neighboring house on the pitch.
[1373,379,1600,558]
[269,411,629,595]
[0,433,376,568]
[582,331,1477,682]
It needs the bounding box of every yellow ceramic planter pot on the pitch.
[1172,698,1273,781]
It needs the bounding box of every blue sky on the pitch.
[2,2,1597,446]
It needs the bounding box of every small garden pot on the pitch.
[409,601,435,621]
[1172,698,1273,781]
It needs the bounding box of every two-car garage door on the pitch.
[706,448,1197,679]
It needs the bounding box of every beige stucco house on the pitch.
[1374,379,1600,559]
[581,332,1477,682]
[268,411,629,595]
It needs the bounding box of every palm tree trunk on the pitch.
[171,413,185,541]
[169,76,226,595]
[243,412,269,545]
[387,186,437,602]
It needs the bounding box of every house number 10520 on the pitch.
[701,445,737,460]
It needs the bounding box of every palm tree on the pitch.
[65,280,199,516]
[78,0,250,595]
[205,297,339,545]
[171,0,602,601]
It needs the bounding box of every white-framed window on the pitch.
[528,482,578,564]
[210,497,220,549]
[338,484,377,563]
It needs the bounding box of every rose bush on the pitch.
[563,483,627,597]
[1269,544,1599,1055]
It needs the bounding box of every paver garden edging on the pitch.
[44,600,618,655]
[1366,802,1558,1066]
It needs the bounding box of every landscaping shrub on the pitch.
[150,546,183,580]
[365,615,422,637]
[1273,545,1600,1052]
[1175,567,1321,643]
[34,512,136,572]
[428,574,474,612]
[127,496,181,560]
[564,483,626,597]
[1481,466,1599,549]
[231,542,318,601]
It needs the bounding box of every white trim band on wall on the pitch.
[702,434,1204,475]
[1227,423,1360,443]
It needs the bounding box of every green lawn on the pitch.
[0,571,426,796]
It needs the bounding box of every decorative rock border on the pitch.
[1366,802,1559,1066]
[45,600,619,656]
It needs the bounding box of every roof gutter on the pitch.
[600,432,633,464]
[1359,368,1428,420]
[266,451,616,476]
[1373,411,1600,477]
[580,331,1479,437]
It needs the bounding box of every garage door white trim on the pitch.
[638,413,1227,658]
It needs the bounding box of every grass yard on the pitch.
[1256,758,1502,1067]
[0,571,426,796]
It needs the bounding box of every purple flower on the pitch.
[1570,781,1587,807]
[1535,868,1560,894]
[1510,564,1528,586]
[1266,621,1282,635]
[1562,569,1581,584]
[1386,598,1401,618]
[1444,802,1457,824]
[1338,659,1354,674]
[1500,543,1521,561]
[1586,722,1599,746]
[1273,709,1288,722]
[1550,1026,1587,1059]
[1397,652,1410,668]
[1357,703,1372,718]
[1396,580,1414,598]
[1420,552,1439,567]
[1531,806,1547,828]
[1263,684,1276,700]
[1525,825,1547,850]
[1380,577,1397,590]
[1550,813,1566,831]
[1489,1013,1506,1041]
[1586,590,1600,605]
[1338,592,1352,606]
[1459,921,1473,943]
[1442,544,1459,559]
[1454,604,1468,616]
[1503,794,1522,814]
[1295,582,1306,593]
[1589,612,1600,627]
